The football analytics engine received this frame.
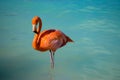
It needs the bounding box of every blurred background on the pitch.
[0,0,120,80]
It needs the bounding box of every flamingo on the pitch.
[32,16,73,68]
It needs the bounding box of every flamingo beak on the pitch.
[32,24,37,33]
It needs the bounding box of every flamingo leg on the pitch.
[49,50,54,69]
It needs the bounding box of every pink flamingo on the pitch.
[32,16,73,68]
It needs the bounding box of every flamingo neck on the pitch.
[32,34,39,50]
[37,18,42,34]
[32,18,42,50]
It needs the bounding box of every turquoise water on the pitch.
[0,0,120,80]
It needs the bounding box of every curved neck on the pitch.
[32,17,42,50]
[37,18,42,34]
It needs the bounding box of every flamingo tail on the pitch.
[66,36,73,42]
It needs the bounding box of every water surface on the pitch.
[0,0,120,80]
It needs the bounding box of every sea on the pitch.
[0,0,120,80]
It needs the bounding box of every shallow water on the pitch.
[0,0,120,80]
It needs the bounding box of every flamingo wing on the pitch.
[37,29,69,52]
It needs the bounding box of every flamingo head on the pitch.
[32,16,40,34]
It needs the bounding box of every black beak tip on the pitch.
[33,31,38,34]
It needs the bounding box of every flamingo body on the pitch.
[32,16,73,68]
